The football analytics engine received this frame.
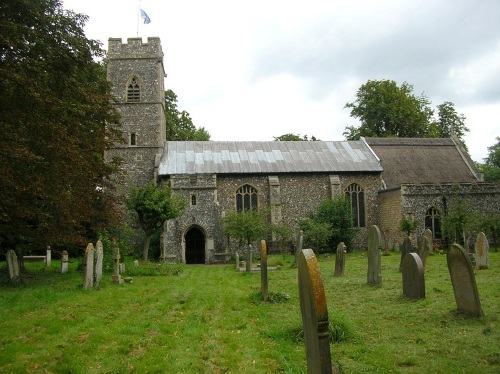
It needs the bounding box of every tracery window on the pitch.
[345,183,365,227]
[425,207,442,239]
[127,77,140,102]
[236,184,258,212]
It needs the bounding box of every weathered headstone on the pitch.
[112,242,123,284]
[83,243,95,290]
[295,230,304,267]
[402,253,425,299]
[119,263,126,274]
[367,225,382,286]
[235,252,239,270]
[399,236,413,272]
[94,240,104,285]
[6,249,20,282]
[61,250,69,273]
[423,229,433,254]
[260,240,268,302]
[46,246,52,267]
[417,235,430,269]
[446,244,484,317]
[298,248,333,374]
[133,260,139,267]
[475,232,490,270]
[334,242,346,277]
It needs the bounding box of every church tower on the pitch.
[106,37,166,192]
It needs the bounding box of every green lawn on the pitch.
[0,250,499,373]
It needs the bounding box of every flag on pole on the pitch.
[140,9,151,24]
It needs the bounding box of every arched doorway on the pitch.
[185,226,205,264]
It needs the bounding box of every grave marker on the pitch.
[260,240,268,302]
[61,250,69,273]
[399,236,412,272]
[334,242,346,277]
[298,248,333,374]
[367,225,382,285]
[235,252,239,270]
[475,232,490,270]
[6,249,20,282]
[423,229,433,254]
[94,240,104,285]
[446,244,484,317]
[295,230,304,267]
[402,253,425,299]
[417,235,430,269]
[83,243,95,289]
[112,242,123,284]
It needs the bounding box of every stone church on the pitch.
[105,37,500,264]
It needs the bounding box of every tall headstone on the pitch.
[334,242,346,277]
[112,242,123,284]
[399,236,413,272]
[417,235,430,269]
[83,243,95,290]
[295,230,304,267]
[367,225,382,286]
[260,240,268,302]
[402,253,425,299]
[61,250,69,273]
[6,249,20,282]
[298,248,333,374]
[94,240,104,285]
[446,244,484,317]
[45,246,52,267]
[423,229,433,254]
[475,232,490,270]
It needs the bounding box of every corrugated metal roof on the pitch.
[158,140,382,175]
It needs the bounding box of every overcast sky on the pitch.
[62,0,500,162]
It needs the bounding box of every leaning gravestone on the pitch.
[6,249,20,282]
[94,240,104,285]
[83,243,95,290]
[475,232,490,270]
[367,225,382,285]
[446,244,484,317]
[260,240,268,302]
[417,235,430,269]
[334,242,346,277]
[402,253,425,299]
[399,236,413,272]
[298,248,333,374]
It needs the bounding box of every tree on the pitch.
[343,80,434,140]
[429,101,469,140]
[300,197,355,253]
[222,208,269,247]
[165,89,210,141]
[399,216,418,237]
[0,0,122,254]
[274,133,319,141]
[480,136,500,182]
[127,181,185,261]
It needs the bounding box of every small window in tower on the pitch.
[127,78,140,102]
[191,194,197,206]
[130,133,136,146]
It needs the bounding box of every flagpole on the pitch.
[136,0,141,37]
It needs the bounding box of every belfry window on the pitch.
[127,78,140,102]
[130,133,136,146]
[236,184,258,212]
[345,183,365,227]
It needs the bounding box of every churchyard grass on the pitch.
[0,251,499,373]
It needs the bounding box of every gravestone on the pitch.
[334,242,346,277]
[298,248,333,374]
[94,240,104,285]
[235,252,239,270]
[295,230,304,267]
[399,236,413,272]
[61,250,69,273]
[46,246,52,267]
[446,244,484,317]
[6,249,20,282]
[475,232,490,270]
[112,242,123,284]
[83,243,95,289]
[133,260,139,267]
[402,253,425,299]
[367,225,382,285]
[260,240,268,302]
[417,235,430,269]
[423,228,433,254]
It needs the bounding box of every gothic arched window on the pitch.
[425,207,442,239]
[236,184,258,212]
[127,77,140,102]
[345,183,365,227]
